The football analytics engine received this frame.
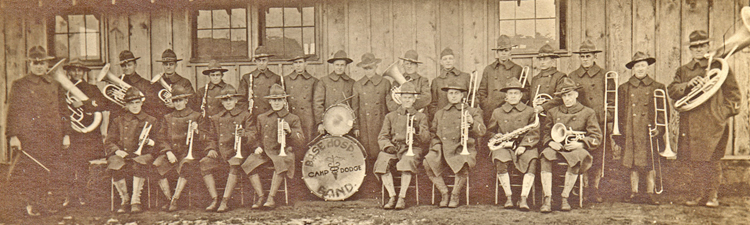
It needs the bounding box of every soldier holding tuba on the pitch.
[151,49,198,113]
[385,50,432,112]
[152,85,204,212]
[374,82,430,210]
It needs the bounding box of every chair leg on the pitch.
[431,183,435,205]
[283,177,288,205]
[579,176,583,208]
[465,176,470,205]
[415,173,419,205]
[110,178,114,212]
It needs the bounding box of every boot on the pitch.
[252,194,265,209]
[705,190,719,207]
[685,196,702,206]
[518,196,529,211]
[205,197,219,212]
[264,196,276,208]
[249,174,265,209]
[561,197,571,211]
[157,178,172,211]
[447,193,460,208]
[394,197,406,210]
[113,179,130,214]
[216,197,230,212]
[130,203,142,213]
[168,197,179,212]
[624,192,637,203]
[448,174,467,208]
[429,175,449,208]
[503,197,514,209]
[383,196,396,209]
[130,177,145,213]
[169,177,188,212]
[439,193,450,208]
[497,173,513,208]
[647,193,660,205]
[540,196,551,213]
[203,174,219,211]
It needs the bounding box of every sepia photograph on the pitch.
[0,0,749,224]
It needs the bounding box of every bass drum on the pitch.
[322,104,355,136]
[302,135,366,201]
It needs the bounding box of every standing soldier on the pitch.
[242,84,305,209]
[478,35,528,115]
[429,48,472,119]
[196,60,232,118]
[106,87,159,214]
[153,85,204,211]
[118,50,161,118]
[530,44,567,115]
[375,82,430,210]
[63,59,115,208]
[386,50,432,112]
[424,79,486,208]
[284,52,325,142]
[538,77,602,213]
[486,79,539,210]
[321,50,356,110]
[352,53,392,197]
[152,49,198,113]
[614,52,665,205]
[668,30,741,207]
[567,40,611,202]
[239,46,281,115]
[7,46,71,216]
[200,86,256,212]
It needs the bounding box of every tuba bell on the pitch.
[96,63,132,107]
[383,62,409,105]
[51,58,103,133]
[150,73,174,107]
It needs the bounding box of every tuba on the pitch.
[278,118,288,157]
[383,62,409,105]
[150,73,173,107]
[675,7,750,111]
[96,63,132,107]
[551,123,586,147]
[51,58,103,133]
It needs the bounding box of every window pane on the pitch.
[515,1,535,19]
[231,8,246,28]
[284,7,302,27]
[85,32,99,60]
[213,10,230,29]
[536,19,558,47]
[55,15,68,33]
[85,15,99,32]
[516,20,535,38]
[499,20,515,37]
[197,10,212,29]
[266,7,283,27]
[69,15,85,33]
[284,28,303,56]
[213,29,229,40]
[498,1,516,20]
[231,28,248,57]
[197,30,212,39]
[303,27,315,54]
[54,34,68,58]
[264,28,284,57]
[537,0,556,18]
[70,33,83,59]
[302,7,315,26]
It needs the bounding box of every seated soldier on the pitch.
[374,82,430,210]
[539,77,602,213]
[487,79,539,210]
[105,87,158,214]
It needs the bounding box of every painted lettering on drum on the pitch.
[317,183,356,199]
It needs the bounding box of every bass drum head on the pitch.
[322,104,355,136]
[302,135,366,201]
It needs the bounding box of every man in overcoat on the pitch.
[478,35,528,116]
[239,46,281,115]
[428,48,472,120]
[118,50,163,119]
[385,50,432,112]
[284,52,326,142]
[196,60,232,118]
[530,44,566,114]
[152,49,198,113]
[321,50,356,111]
[667,30,741,207]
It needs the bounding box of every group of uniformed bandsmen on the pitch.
[5,27,741,216]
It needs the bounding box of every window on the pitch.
[498,0,566,53]
[50,13,103,62]
[193,7,249,60]
[259,2,318,60]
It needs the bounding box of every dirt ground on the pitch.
[1,195,749,225]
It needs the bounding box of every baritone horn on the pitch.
[602,71,620,177]
[96,63,132,107]
[150,73,173,107]
[51,58,103,133]
[551,123,586,146]
[532,85,553,116]
[383,62,409,105]
[653,89,676,159]
[675,7,750,111]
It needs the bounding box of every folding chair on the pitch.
[431,175,469,205]
[380,172,420,205]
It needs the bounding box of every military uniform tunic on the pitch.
[478,59,528,113]
[374,107,430,174]
[615,76,665,169]
[428,68,471,118]
[241,109,304,178]
[105,112,158,170]
[153,107,206,175]
[529,67,566,111]
[285,71,325,142]
[239,69,281,114]
[385,72,432,112]
[540,103,601,172]
[352,75,392,159]
[200,107,256,172]
[122,73,163,118]
[320,72,355,109]
[424,103,486,176]
[487,103,540,173]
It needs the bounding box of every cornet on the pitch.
[653,89,676,159]
[551,123,586,147]
[232,124,244,159]
[184,120,197,160]
[602,71,621,178]
[278,118,288,157]
[51,58,103,133]
[151,73,173,107]
[200,83,209,118]
[405,114,416,157]
[96,63,132,107]
[134,121,153,156]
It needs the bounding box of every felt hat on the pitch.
[264,83,290,99]
[356,53,382,68]
[572,40,602,54]
[492,35,517,50]
[288,52,312,62]
[202,59,229,75]
[625,51,656,69]
[168,85,193,100]
[155,49,182,62]
[553,77,582,96]
[537,44,560,59]
[399,50,422,64]
[440,78,468,92]
[396,82,420,95]
[327,50,353,64]
[118,50,141,65]
[214,85,243,99]
[499,79,528,93]
[123,87,146,103]
[253,46,274,59]
[63,58,91,71]
[27,46,55,61]
[688,30,710,46]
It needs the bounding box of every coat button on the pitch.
[681,133,686,137]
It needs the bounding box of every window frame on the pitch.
[190,3,252,62]
[47,8,107,66]
[496,0,567,56]
[257,0,321,62]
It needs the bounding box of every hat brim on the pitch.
[440,86,468,92]
[264,94,290,99]
[499,86,528,93]
[253,54,275,60]
[327,57,353,64]
[572,50,603,54]
[202,68,229,75]
[491,45,518,51]
[169,93,193,100]
[27,56,56,61]
[155,58,183,62]
[398,57,423,64]
[688,39,711,46]
[63,65,91,71]
[288,55,313,62]
[537,53,560,59]
[119,57,141,65]
[357,59,382,68]
[553,87,581,96]
[625,58,656,69]
[396,91,420,95]
[215,94,244,99]
[123,96,146,103]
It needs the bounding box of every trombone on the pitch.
[652,89,676,159]
[601,71,621,178]
[519,66,530,88]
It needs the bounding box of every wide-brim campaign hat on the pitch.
[155,49,183,62]
[123,87,146,102]
[215,86,244,99]
[169,85,193,100]
[27,46,55,61]
[264,83,290,99]
[499,79,528,93]
[253,46,275,59]
[553,77,581,96]
[202,59,229,75]
[63,58,91,71]
[327,50,353,64]
[399,50,422,64]
[287,52,313,62]
[625,51,656,69]
[491,35,517,50]
[440,78,468,92]
[118,50,141,65]
[537,44,560,59]
[396,82,420,95]
[687,30,710,46]
[572,40,603,54]
[356,53,382,68]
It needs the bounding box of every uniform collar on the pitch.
[362,74,384,85]
[271,108,290,118]
[289,71,312,80]
[221,106,245,117]
[438,67,460,78]
[443,102,467,111]
[208,81,227,90]
[687,58,709,70]
[27,73,53,84]
[172,107,195,118]
[574,64,601,77]
[539,67,558,77]
[493,59,516,69]
[628,75,654,87]
[501,102,527,113]
[328,72,352,81]
[163,73,182,82]
[125,111,150,121]
[397,106,418,115]
[253,68,275,78]
[559,102,584,114]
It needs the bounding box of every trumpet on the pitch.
[185,120,197,160]
[653,89,676,159]
[134,121,153,156]
[232,124,243,159]
[488,113,539,151]
[519,66,530,88]
[51,59,103,133]
[405,114,416,156]
[602,71,621,178]
[459,103,471,155]
[278,118,288,157]
[151,73,173,107]
[96,63,132,107]
[551,123,586,147]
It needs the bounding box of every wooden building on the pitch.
[0,0,748,169]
